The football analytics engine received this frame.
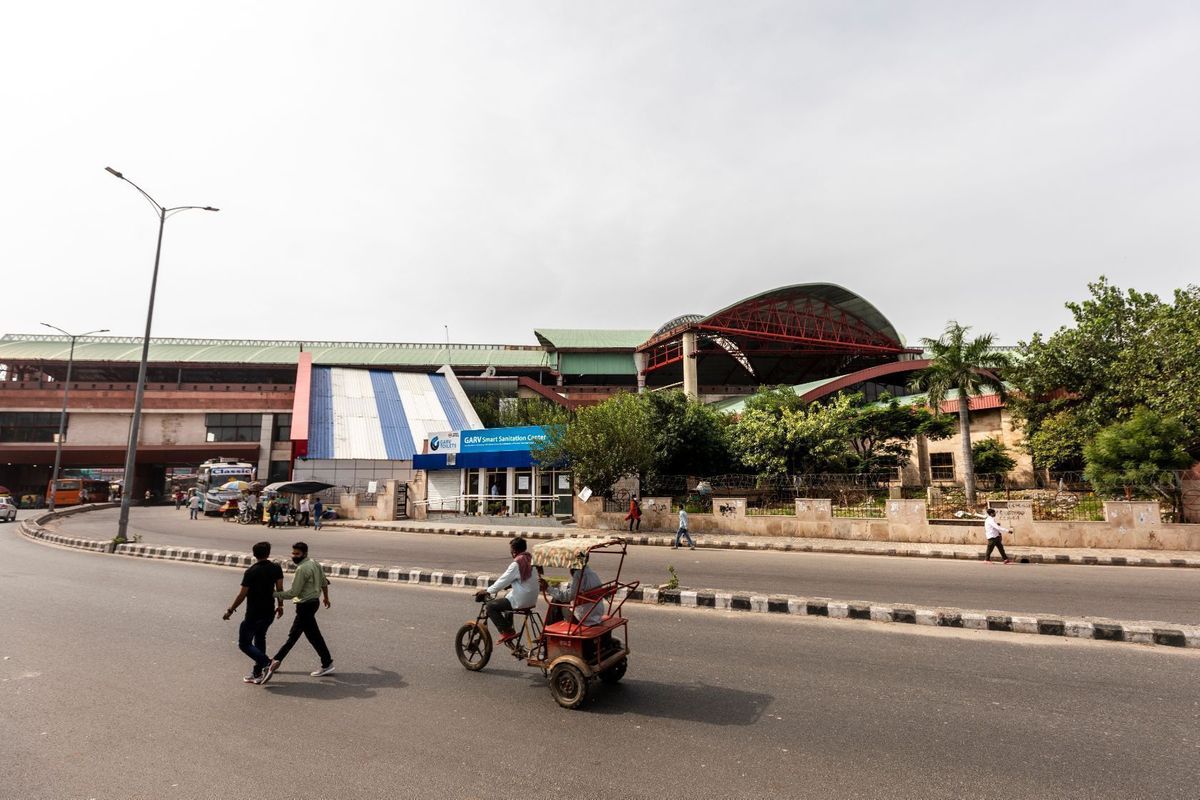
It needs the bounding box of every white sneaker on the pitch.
[310,664,336,677]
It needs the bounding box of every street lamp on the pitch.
[105,167,218,542]
[42,323,109,512]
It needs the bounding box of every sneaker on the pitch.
[1003,559,1013,565]
[689,545,696,550]
[310,664,336,677]
[670,545,678,549]
[267,659,281,674]
[498,631,518,644]
[242,674,258,684]
[257,667,275,685]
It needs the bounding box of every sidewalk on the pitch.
[327,518,1200,568]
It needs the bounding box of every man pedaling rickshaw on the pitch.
[474,537,538,643]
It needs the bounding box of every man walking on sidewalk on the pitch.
[673,506,695,550]
[222,541,284,683]
[188,493,201,520]
[984,508,1012,564]
[266,541,335,679]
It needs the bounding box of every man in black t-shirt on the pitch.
[223,541,285,684]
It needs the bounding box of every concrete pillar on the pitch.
[633,351,648,393]
[682,331,698,399]
[257,413,273,481]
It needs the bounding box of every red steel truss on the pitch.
[639,296,908,373]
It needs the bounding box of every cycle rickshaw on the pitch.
[454,535,638,709]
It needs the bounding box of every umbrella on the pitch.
[263,480,334,495]
[218,480,252,492]
[0,486,11,496]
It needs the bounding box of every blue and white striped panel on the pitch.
[330,368,388,460]
[429,373,471,432]
[392,373,453,455]
[370,370,415,460]
[308,367,335,459]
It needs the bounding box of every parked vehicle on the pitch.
[0,496,17,522]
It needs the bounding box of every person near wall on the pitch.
[313,497,324,531]
[625,495,641,532]
[673,507,695,550]
[983,508,1013,564]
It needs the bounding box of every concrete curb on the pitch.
[17,510,1200,650]
[328,521,1200,569]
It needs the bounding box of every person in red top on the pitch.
[625,495,641,532]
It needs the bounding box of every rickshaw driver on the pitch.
[474,537,538,644]
[540,559,604,627]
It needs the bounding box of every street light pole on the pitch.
[42,324,109,512]
[105,167,218,542]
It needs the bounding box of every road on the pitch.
[4,525,1200,799]
[51,507,1200,625]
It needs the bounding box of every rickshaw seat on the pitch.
[543,615,624,638]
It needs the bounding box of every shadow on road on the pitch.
[263,666,405,699]
[585,679,771,725]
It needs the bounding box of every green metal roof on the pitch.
[558,352,638,376]
[0,334,552,369]
[534,329,655,350]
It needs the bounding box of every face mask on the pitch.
[292,555,304,564]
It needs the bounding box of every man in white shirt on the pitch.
[983,508,1012,564]
[475,537,538,643]
[299,497,310,527]
[673,507,695,550]
[541,562,604,627]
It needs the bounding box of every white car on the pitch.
[0,497,16,522]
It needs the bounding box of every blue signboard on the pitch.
[460,426,548,453]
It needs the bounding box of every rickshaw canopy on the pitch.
[531,536,624,569]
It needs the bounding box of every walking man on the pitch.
[188,492,201,520]
[312,497,324,531]
[222,541,284,684]
[266,542,335,679]
[673,506,695,550]
[299,497,310,527]
[983,508,1013,564]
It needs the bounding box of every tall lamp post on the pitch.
[105,167,218,542]
[43,324,110,512]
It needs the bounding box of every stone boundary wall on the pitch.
[574,498,1200,552]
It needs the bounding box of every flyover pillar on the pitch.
[634,351,648,393]
[682,331,698,398]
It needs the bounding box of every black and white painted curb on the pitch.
[330,521,1200,569]
[17,512,1200,650]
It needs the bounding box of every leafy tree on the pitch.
[1011,278,1200,458]
[1083,408,1191,500]
[532,392,656,496]
[643,390,734,478]
[911,322,1011,504]
[971,438,1016,476]
[470,393,571,428]
[1024,410,1088,471]
[844,394,955,473]
[728,391,853,475]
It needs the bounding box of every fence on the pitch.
[601,470,1193,523]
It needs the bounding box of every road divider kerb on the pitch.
[17,510,1200,651]
[327,521,1200,569]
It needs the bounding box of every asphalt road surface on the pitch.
[6,526,1200,799]
[52,507,1200,625]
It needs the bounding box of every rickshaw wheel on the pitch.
[599,658,627,685]
[549,663,589,709]
[455,622,492,671]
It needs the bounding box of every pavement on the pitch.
[4,525,1200,800]
[36,506,1200,631]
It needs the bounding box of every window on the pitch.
[930,452,955,482]
[272,414,292,443]
[0,412,63,443]
[204,413,262,443]
[268,460,291,482]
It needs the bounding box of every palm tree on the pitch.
[911,322,1011,505]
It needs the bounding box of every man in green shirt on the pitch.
[265,541,335,679]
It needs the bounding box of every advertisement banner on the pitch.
[428,431,461,454]
[458,426,548,454]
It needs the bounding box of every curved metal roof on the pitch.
[700,283,902,345]
[652,314,704,339]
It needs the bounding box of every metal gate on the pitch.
[393,484,408,520]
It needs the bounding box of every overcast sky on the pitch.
[4,1,1198,348]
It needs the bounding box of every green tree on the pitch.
[470,393,571,428]
[532,392,656,496]
[911,322,1011,504]
[1083,408,1191,501]
[971,438,1016,476]
[1025,409,1088,472]
[1010,278,1200,458]
[644,390,734,479]
[728,390,854,475]
[844,394,955,473]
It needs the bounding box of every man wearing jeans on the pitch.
[223,541,284,683]
[266,541,335,679]
[673,507,695,550]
